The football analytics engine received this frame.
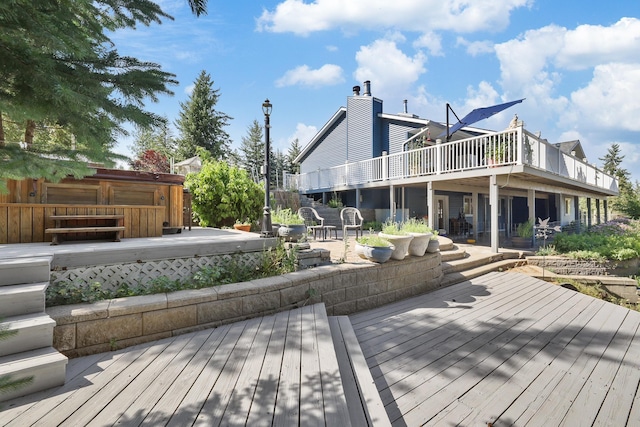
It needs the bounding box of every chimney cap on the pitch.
[352,85,361,95]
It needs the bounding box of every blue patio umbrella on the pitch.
[440,98,525,140]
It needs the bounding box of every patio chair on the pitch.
[297,207,325,240]
[340,207,364,239]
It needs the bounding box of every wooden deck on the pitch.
[2,272,639,426]
[1,304,352,427]
[350,271,640,426]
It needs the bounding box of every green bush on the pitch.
[185,159,264,227]
[552,218,640,261]
[45,241,300,306]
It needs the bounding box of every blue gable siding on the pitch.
[300,114,346,174]
[347,96,383,162]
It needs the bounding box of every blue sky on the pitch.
[112,0,640,181]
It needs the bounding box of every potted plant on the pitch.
[512,219,534,248]
[378,221,413,260]
[485,138,507,166]
[355,235,395,263]
[271,208,306,242]
[401,218,433,256]
[233,219,251,232]
[426,230,440,253]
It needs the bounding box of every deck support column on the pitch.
[527,188,535,223]
[389,184,395,222]
[490,174,499,253]
[587,198,592,228]
[427,182,435,231]
[574,197,581,233]
[472,191,478,240]
[596,198,601,225]
[355,188,361,209]
[604,199,608,222]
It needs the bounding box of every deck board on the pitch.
[4,272,640,426]
[350,272,640,426]
[2,303,351,427]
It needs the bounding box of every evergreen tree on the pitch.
[600,143,640,219]
[175,71,232,161]
[0,0,177,192]
[239,120,264,182]
[129,121,176,160]
[286,138,302,173]
[272,149,287,189]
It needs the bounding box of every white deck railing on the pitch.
[284,127,617,193]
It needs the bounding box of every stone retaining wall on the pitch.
[47,253,442,358]
[527,256,640,277]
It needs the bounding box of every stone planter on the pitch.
[407,232,433,257]
[426,238,440,253]
[355,243,394,263]
[278,224,307,242]
[378,233,413,260]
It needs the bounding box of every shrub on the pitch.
[271,207,304,225]
[516,219,534,238]
[186,159,264,227]
[362,221,382,231]
[356,235,392,247]
[401,218,432,234]
[380,220,408,235]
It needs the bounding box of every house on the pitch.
[287,81,618,252]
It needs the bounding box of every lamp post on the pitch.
[261,99,273,237]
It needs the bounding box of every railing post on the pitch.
[382,151,388,180]
[516,127,523,164]
[436,139,442,175]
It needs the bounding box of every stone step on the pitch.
[0,347,68,403]
[0,282,48,318]
[0,313,56,357]
[0,257,51,287]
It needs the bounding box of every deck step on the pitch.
[0,283,48,318]
[0,257,51,287]
[0,347,68,403]
[441,258,525,287]
[0,313,56,357]
[329,316,391,427]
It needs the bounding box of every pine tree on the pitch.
[239,120,264,182]
[130,121,176,160]
[0,0,177,192]
[175,71,232,161]
[286,138,302,173]
[600,143,640,219]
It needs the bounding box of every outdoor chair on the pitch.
[340,207,364,239]
[298,207,325,240]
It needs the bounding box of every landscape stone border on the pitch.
[46,252,443,358]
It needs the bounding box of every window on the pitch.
[463,195,473,215]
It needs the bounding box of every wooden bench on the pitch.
[46,214,125,245]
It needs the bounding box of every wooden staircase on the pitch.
[0,257,67,403]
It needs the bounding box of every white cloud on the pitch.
[413,31,443,56]
[326,45,338,52]
[275,64,345,88]
[568,63,640,131]
[289,123,319,146]
[184,84,195,95]
[354,38,427,101]
[557,18,640,70]
[456,37,494,56]
[256,0,533,36]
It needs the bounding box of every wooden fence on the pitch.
[0,204,165,244]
